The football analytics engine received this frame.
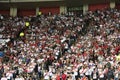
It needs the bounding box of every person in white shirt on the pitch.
[114,68,119,80]
[85,67,93,80]
[44,70,49,80]
[98,68,105,80]
[79,66,87,79]
[1,77,7,80]
[6,72,13,80]
[91,68,99,80]
[15,75,24,80]
[1,75,7,80]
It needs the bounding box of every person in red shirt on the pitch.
[62,71,67,80]
[56,71,67,80]
[56,72,61,80]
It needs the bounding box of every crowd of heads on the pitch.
[0,8,120,80]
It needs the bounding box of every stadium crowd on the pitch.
[0,8,120,80]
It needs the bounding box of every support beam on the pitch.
[60,6,67,14]
[36,7,39,15]
[10,7,17,17]
[83,4,88,14]
[110,1,115,8]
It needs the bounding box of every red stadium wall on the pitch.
[0,10,10,16]
[89,3,109,11]
[17,9,36,16]
[116,3,120,9]
[40,7,60,15]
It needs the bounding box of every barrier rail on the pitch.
[0,0,62,3]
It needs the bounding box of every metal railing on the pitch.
[0,0,62,3]
[0,0,9,2]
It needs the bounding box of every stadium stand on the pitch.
[0,0,120,80]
